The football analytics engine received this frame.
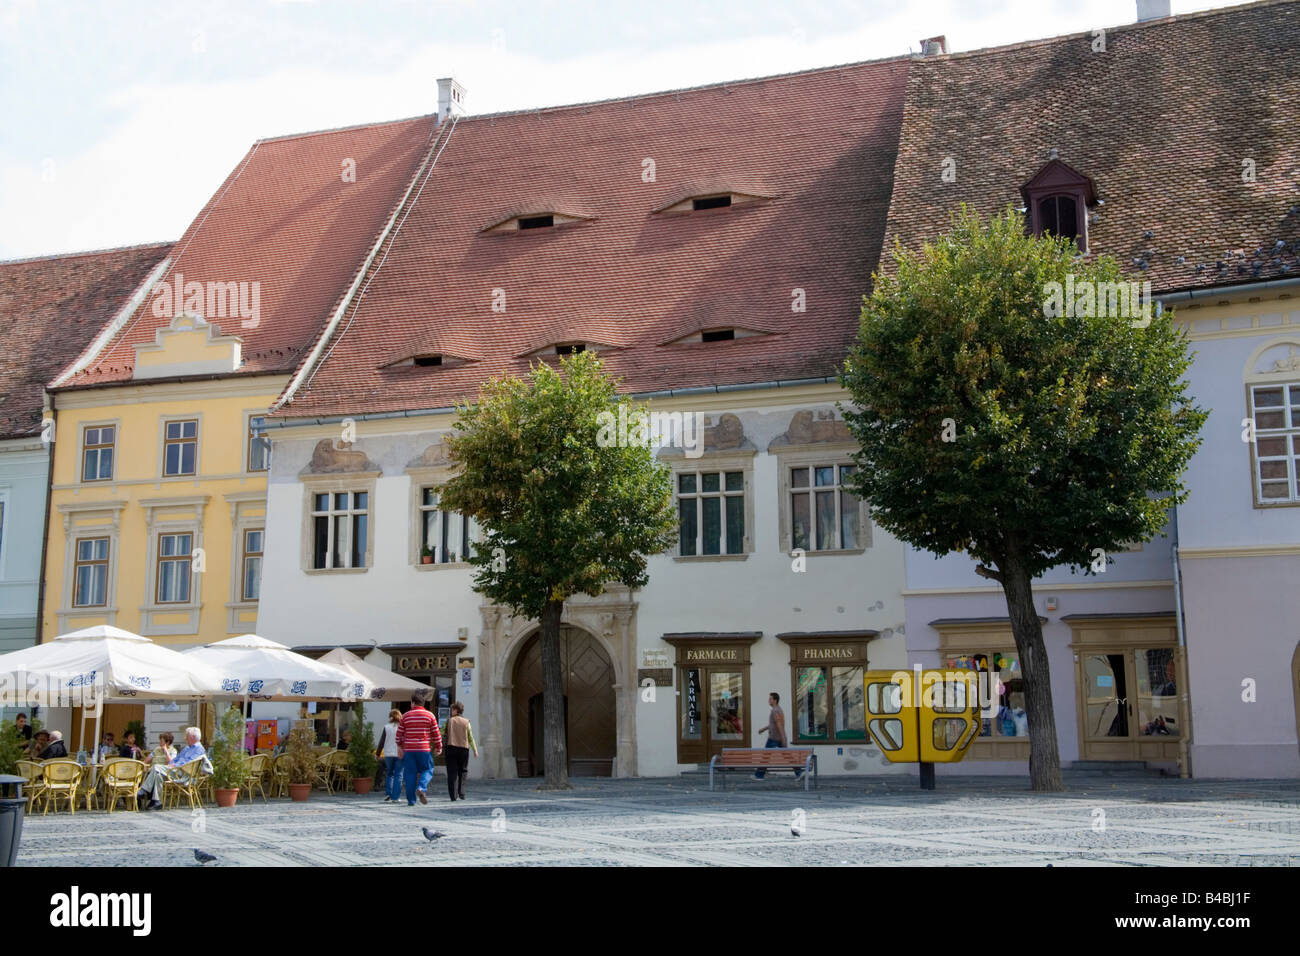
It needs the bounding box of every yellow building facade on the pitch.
[43,315,281,649]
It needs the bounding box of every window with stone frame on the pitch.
[417,487,476,563]
[241,528,263,601]
[1250,381,1300,503]
[676,469,745,556]
[82,425,115,482]
[789,463,863,552]
[73,537,110,607]
[311,490,370,570]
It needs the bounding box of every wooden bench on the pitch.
[709,748,817,791]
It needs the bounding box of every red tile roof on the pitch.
[0,243,171,439]
[58,114,439,387]
[881,0,1300,294]
[278,58,911,417]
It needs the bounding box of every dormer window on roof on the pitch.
[380,346,475,370]
[663,325,768,346]
[481,209,592,234]
[1021,158,1097,253]
[553,342,586,355]
[652,187,775,216]
[692,195,732,211]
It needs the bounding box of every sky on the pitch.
[0,0,1244,260]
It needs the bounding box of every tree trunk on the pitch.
[998,552,1065,792]
[538,598,571,789]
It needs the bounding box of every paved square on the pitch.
[14,773,1300,866]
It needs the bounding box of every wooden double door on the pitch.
[1077,645,1182,762]
[512,626,614,777]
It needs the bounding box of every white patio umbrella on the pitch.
[183,634,360,701]
[317,647,428,702]
[0,624,225,703]
[0,623,227,762]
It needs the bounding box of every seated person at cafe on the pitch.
[28,729,52,759]
[14,713,33,741]
[137,727,211,810]
[118,730,143,759]
[96,732,116,762]
[149,732,177,765]
[338,728,353,750]
[42,730,69,760]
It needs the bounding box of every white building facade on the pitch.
[257,384,913,778]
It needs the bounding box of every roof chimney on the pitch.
[1136,0,1170,21]
[437,77,466,125]
[919,35,948,56]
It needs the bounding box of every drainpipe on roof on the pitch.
[1155,275,1300,308]
[1170,505,1192,779]
[34,393,55,648]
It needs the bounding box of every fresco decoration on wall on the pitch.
[301,439,379,475]
[768,408,853,449]
[406,440,453,470]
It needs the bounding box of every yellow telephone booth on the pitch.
[864,668,984,788]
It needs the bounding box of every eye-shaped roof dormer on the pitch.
[481,200,595,234]
[651,182,777,215]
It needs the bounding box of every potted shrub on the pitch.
[421,545,434,565]
[285,723,316,801]
[347,703,378,795]
[209,705,249,808]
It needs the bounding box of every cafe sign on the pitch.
[395,654,452,674]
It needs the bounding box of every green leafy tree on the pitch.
[209,704,250,791]
[347,702,378,780]
[0,719,38,775]
[438,351,678,788]
[841,207,1207,791]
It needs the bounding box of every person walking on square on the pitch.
[396,691,442,806]
[375,708,403,802]
[754,691,792,780]
[441,701,478,801]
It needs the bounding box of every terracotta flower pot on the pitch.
[215,788,239,808]
[288,783,311,802]
[421,555,433,564]
[352,777,373,795]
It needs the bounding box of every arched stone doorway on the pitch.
[1292,639,1300,760]
[511,625,615,777]
[478,586,638,779]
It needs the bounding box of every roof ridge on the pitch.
[253,111,436,146]
[0,240,173,268]
[455,53,911,124]
[922,0,1295,63]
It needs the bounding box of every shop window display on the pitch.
[946,651,1028,738]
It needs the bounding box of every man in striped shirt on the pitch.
[396,691,444,806]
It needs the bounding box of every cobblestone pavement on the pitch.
[15,773,1300,866]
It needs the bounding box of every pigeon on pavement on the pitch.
[193,849,217,865]
[421,827,446,842]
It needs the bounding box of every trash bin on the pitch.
[0,774,27,867]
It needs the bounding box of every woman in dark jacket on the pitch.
[41,730,69,759]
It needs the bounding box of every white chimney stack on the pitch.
[919,35,949,56]
[437,77,466,125]
[1136,0,1171,21]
